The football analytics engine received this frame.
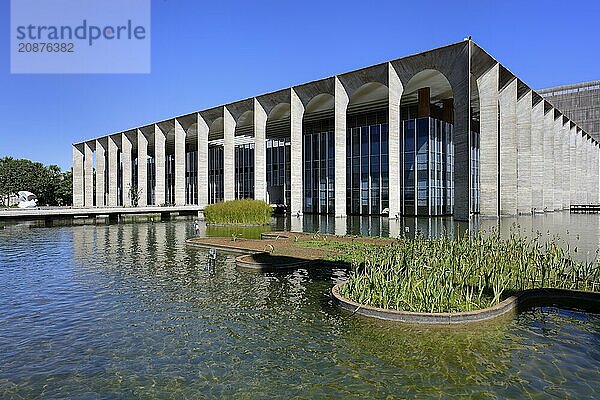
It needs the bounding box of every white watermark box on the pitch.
[10,0,151,74]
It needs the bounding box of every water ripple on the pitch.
[0,221,598,399]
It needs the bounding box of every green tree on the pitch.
[0,156,73,207]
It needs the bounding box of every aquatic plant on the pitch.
[338,230,600,313]
[204,199,272,225]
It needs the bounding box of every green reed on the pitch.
[339,230,600,313]
[204,199,272,225]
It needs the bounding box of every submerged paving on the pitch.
[186,231,390,264]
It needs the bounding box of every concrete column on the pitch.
[121,132,132,207]
[154,124,166,206]
[530,100,544,212]
[72,144,84,207]
[498,79,517,215]
[388,63,403,218]
[290,88,304,215]
[592,142,597,204]
[253,98,267,202]
[597,144,600,204]
[174,119,186,205]
[562,121,570,210]
[553,115,563,211]
[569,126,577,206]
[580,133,586,205]
[592,142,598,204]
[543,109,554,211]
[516,90,532,214]
[84,142,94,207]
[588,140,592,204]
[334,77,349,217]
[596,143,600,204]
[580,133,585,205]
[223,107,235,201]
[137,129,148,207]
[197,113,209,208]
[95,139,106,207]
[477,64,499,217]
[107,135,118,207]
[576,132,583,204]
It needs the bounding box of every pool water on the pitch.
[0,220,598,398]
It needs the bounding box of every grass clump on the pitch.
[339,230,599,313]
[204,199,272,225]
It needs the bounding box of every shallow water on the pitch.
[0,219,598,398]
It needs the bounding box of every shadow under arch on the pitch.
[232,109,255,199]
[207,116,224,204]
[302,93,335,215]
[400,68,455,217]
[265,102,292,207]
[346,81,391,216]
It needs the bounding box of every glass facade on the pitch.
[132,156,138,197]
[208,145,224,204]
[235,143,254,199]
[402,117,453,216]
[165,154,175,206]
[186,147,198,205]
[303,119,335,214]
[147,156,155,205]
[470,128,480,213]
[346,110,389,215]
[266,138,291,206]
[117,150,123,206]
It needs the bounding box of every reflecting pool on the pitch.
[0,217,598,398]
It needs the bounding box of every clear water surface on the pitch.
[0,214,598,399]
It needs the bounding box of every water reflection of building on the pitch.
[73,41,599,222]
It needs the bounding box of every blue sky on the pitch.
[1,0,598,170]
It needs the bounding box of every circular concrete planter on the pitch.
[332,282,600,325]
[235,253,311,272]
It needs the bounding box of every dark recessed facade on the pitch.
[539,81,600,142]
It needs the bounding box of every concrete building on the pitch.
[539,81,600,142]
[72,40,600,221]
